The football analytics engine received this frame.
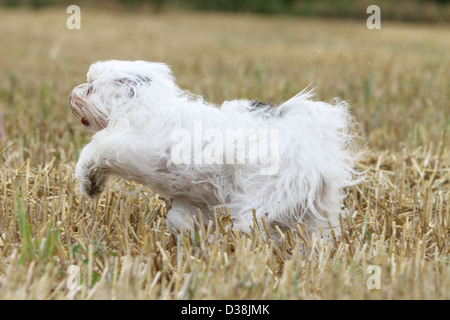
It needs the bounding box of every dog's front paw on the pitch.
[83,167,107,197]
[76,162,108,198]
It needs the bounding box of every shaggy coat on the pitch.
[70,60,362,238]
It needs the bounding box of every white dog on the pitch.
[70,60,361,238]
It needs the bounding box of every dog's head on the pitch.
[69,60,173,132]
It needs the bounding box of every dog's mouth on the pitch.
[80,117,89,126]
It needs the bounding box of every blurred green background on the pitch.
[1,0,449,23]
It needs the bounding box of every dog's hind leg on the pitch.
[166,200,209,238]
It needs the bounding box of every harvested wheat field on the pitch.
[0,8,449,300]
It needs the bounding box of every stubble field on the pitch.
[0,8,448,299]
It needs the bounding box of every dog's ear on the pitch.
[116,74,152,98]
[120,74,152,87]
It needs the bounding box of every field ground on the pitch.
[0,8,449,299]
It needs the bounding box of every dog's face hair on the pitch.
[69,60,171,133]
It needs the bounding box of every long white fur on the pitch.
[70,60,362,238]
